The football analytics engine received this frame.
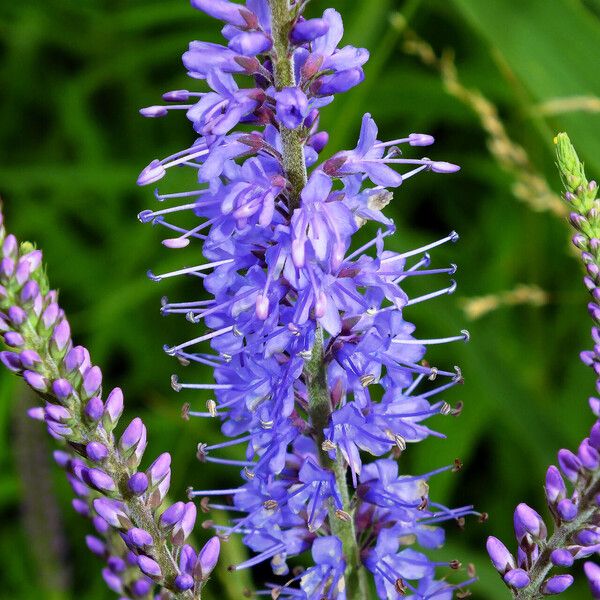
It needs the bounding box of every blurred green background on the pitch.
[2,0,600,598]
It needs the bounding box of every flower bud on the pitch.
[542,574,573,595]
[103,387,124,430]
[503,568,530,589]
[137,555,162,578]
[82,365,102,398]
[558,449,582,482]
[85,396,104,422]
[127,527,153,548]
[128,472,149,496]
[584,562,600,599]
[87,442,109,462]
[85,535,106,557]
[514,503,547,543]
[556,498,577,522]
[487,536,515,573]
[550,549,574,567]
[198,536,220,580]
[545,466,567,504]
[290,18,329,44]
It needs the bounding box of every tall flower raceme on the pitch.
[486,133,600,599]
[0,207,220,599]
[137,1,481,598]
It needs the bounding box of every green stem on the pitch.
[305,328,369,599]
[267,1,369,597]
[267,0,308,211]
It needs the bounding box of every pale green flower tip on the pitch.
[554,131,587,193]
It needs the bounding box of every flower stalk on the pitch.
[487,133,600,598]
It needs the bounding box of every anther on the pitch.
[207,399,217,417]
[440,402,452,416]
[335,509,352,522]
[181,403,190,421]
[395,579,408,595]
[171,374,182,392]
[260,419,274,430]
[263,500,278,511]
[360,374,376,387]
[200,497,211,513]
[322,440,336,452]
[394,435,407,452]
[450,560,462,570]
[453,458,463,472]
[299,350,312,360]
[428,367,438,381]
[196,443,208,462]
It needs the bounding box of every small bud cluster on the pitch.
[487,134,600,598]
[0,206,219,599]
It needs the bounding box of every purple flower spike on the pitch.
[138,555,162,579]
[504,568,530,589]
[198,536,220,580]
[487,536,516,573]
[585,562,600,599]
[542,574,574,594]
[128,472,149,496]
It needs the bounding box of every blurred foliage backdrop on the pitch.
[2,0,600,598]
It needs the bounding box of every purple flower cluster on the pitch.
[138,1,479,597]
[487,134,600,598]
[0,207,219,599]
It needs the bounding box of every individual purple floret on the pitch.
[0,206,220,599]
[137,0,479,598]
[487,134,600,598]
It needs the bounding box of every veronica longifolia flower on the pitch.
[487,136,600,598]
[137,0,479,598]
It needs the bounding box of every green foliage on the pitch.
[1,0,600,598]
